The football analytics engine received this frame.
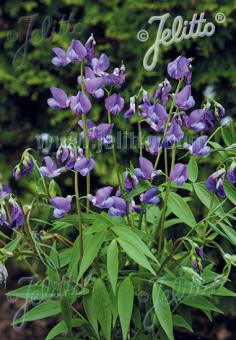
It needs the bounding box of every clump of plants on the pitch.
[0,36,236,339]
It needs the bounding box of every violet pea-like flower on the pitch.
[164,118,184,146]
[91,53,110,76]
[146,136,161,156]
[70,91,92,115]
[78,119,113,144]
[146,104,168,132]
[56,144,75,169]
[39,156,64,178]
[85,34,96,64]
[184,135,211,156]
[13,152,34,181]
[124,96,136,119]
[226,160,236,184]
[105,93,125,116]
[134,157,158,180]
[175,85,195,111]
[140,187,160,205]
[124,171,139,193]
[184,108,214,131]
[51,47,71,67]
[216,177,226,198]
[0,184,11,200]
[74,157,95,177]
[167,56,192,83]
[50,195,72,218]
[88,186,114,209]
[47,87,70,109]
[79,67,105,99]
[108,197,128,217]
[154,79,171,106]
[170,163,189,186]
[205,168,225,193]
[66,39,87,62]
[8,200,24,228]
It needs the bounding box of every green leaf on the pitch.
[117,238,155,275]
[224,181,236,205]
[112,226,159,264]
[173,314,193,332]
[46,319,86,340]
[13,300,61,325]
[118,277,134,340]
[49,179,61,197]
[6,284,55,300]
[107,239,119,294]
[83,295,99,337]
[77,230,107,282]
[61,296,72,336]
[152,283,174,340]
[181,296,223,314]
[92,278,112,340]
[124,181,151,199]
[187,157,198,182]
[168,192,196,228]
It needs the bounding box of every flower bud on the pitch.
[0,263,8,286]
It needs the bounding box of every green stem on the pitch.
[138,121,143,157]
[153,79,183,171]
[107,110,122,189]
[74,171,84,285]
[80,61,90,212]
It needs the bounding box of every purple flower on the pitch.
[9,200,24,228]
[13,152,34,181]
[175,85,195,111]
[105,65,126,86]
[216,177,226,198]
[184,135,211,156]
[226,161,236,184]
[0,184,11,200]
[214,102,225,119]
[131,199,142,213]
[138,90,151,117]
[164,118,184,146]
[47,87,70,109]
[184,108,214,131]
[170,163,189,186]
[146,104,168,132]
[78,119,113,144]
[39,156,64,178]
[108,197,128,217]
[88,186,113,209]
[124,171,139,193]
[0,206,7,225]
[124,96,136,119]
[205,168,225,193]
[134,157,157,180]
[146,136,161,155]
[70,91,92,115]
[79,67,105,98]
[154,79,171,105]
[51,47,70,67]
[167,56,192,83]
[196,246,204,263]
[105,94,125,116]
[56,144,75,169]
[74,157,95,176]
[50,195,72,218]
[91,53,110,76]
[85,34,96,64]
[66,39,87,62]
[140,187,160,205]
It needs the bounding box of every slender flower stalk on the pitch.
[80,61,91,212]
[74,170,84,285]
[153,79,183,171]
